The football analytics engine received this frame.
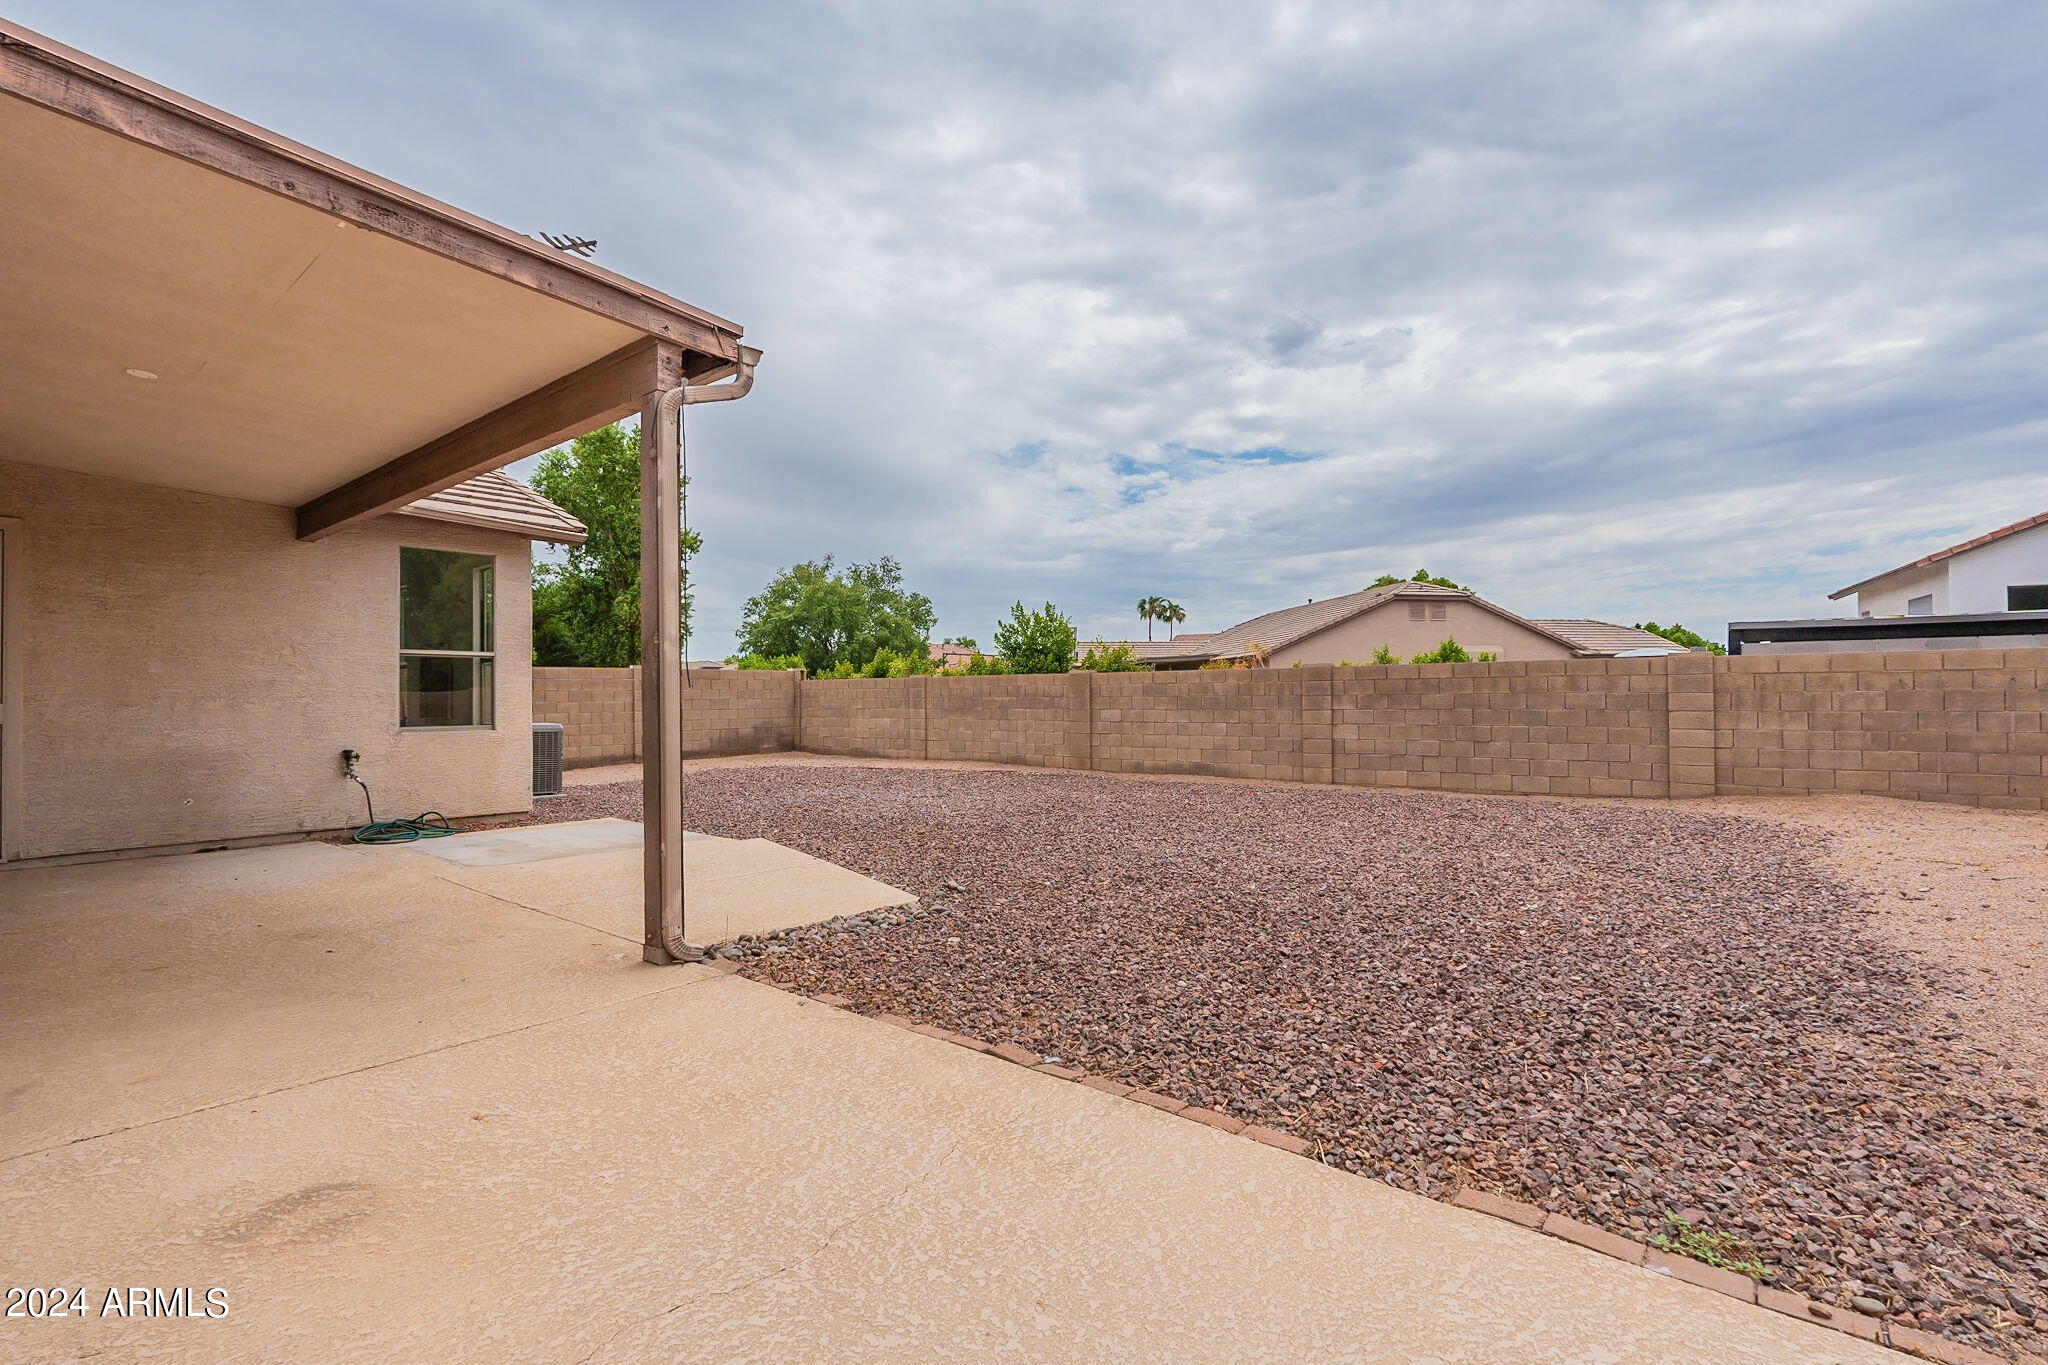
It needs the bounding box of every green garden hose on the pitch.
[343,750,464,843]
[350,811,462,844]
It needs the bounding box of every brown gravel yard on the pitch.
[530,762,2048,1360]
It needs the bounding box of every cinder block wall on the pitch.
[1093,671,1306,780]
[1333,657,1673,798]
[927,673,1092,767]
[1715,649,2047,809]
[682,670,802,757]
[796,677,926,758]
[533,650,2048,812]
[532,668,799,767]
[533,666,640,767]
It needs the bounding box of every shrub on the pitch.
[952,652,1016,676]
[817,646,936,679]
[1411,637,1472,664]
[1076,643,1147,672]
[1371,644,1399,666]
[729,652,805,671]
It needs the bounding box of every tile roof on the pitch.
[1078,639,1206,660]
[1148,583,1590,662]
[1530,620,1692,654]
[1829,508,2048,600]
[400,471,587,545]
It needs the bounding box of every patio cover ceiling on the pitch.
[0,20,747,530]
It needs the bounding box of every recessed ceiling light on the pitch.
[124,368,159,380]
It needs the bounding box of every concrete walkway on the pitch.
[0,844,1894,1363]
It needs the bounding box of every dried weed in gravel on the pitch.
[540,766,2048,1359]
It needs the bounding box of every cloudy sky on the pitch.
[29,0,2048,649]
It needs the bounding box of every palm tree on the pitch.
[1158,601,1186,639]
[1136,595,1168,641]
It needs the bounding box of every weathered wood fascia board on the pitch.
[0,21,742,361]
[295,339,686,541]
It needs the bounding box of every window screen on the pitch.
[2009,584,2048,612]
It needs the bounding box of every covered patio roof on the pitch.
[0,17,755,536]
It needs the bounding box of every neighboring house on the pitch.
[930,641,982,669]
[1729,508,2048,655]
[1828,509,2048,617]
[1529,620,1692,657]
[1141,582,1594,668]
[0,21,755,866]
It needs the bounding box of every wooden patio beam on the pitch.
[294,338,688,541]
[0,20,742,359]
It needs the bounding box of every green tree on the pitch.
[529,422,701,667]
[1136,595,1168,641]
[1157,600,1186,637]
[995,601,1078,673]
[1369,569,1473,594]
[942,636,979,650]
[1076,642,1147,672]
[1635,621,1727,655]
[735,556,936,675]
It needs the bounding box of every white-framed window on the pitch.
[2010,584,2048,612]
[1905,594,1934,617]
[399,547,495,728]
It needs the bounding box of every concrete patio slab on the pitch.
[0,845,1894,1364]
[404,821,918,944]
[0,842,676,1160]
[406,816,706,867]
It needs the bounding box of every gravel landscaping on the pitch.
[535,764,2048,1360]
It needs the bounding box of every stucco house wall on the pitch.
[1854,562,1949,617]
[2,459,535,862]
[1947,520,2048,613]
[1269,599,1577,666]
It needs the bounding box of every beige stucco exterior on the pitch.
[0,459,535,862]
[1267,598,1577,666]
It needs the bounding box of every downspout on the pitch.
[644,346,760,964]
